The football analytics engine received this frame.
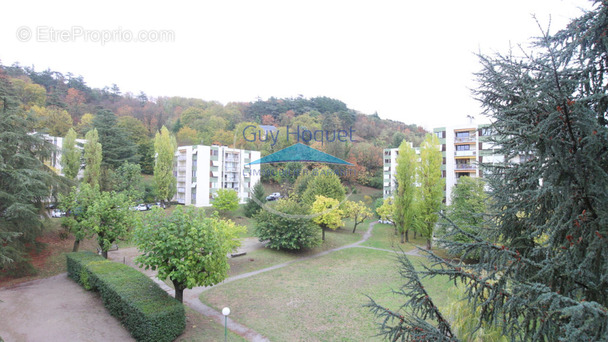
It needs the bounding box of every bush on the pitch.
[254,198,321,250]
[66,252,185,342]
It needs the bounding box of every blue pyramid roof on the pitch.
[248,143,353,165]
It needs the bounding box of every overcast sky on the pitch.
[0,0,594,130]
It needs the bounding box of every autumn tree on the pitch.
[83,128,102,187]
[376,197,397,234]
[343,200,372,233]
[134,206,244,302]
[154,126,177,206]
[61,128,81,180]
[176,126,200,146]
[311,195,343,241]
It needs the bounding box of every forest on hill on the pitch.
[0,61,428,187]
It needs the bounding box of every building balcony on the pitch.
[454,150,476,157]
[177,167,186,173]
[177,198,185,204]
[177,155,187,161]
[177,187,185,193]
[177,176,186,182]
[454,164,477,171]
[454,136,477,143]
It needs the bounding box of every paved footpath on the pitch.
[163,221,421,342]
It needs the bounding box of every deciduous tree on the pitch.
[254,198,320,250]
[416,133,443,250]
[154,126,177,206]
[83,128,102,187]
[134,206,244,302]
[212,189,239,216]
[311,195,343,241]
[342,200,372,233]
[61,128,81,180]
[394,140,418,243]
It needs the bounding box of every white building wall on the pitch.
[175,145,261,207]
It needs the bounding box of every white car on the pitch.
[136,204,149,211]
[266,192,281,201]
[51,209,65,218]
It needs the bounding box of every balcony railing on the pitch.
[455,164,476,170]
[177,176,186,182]
[177,155,187,161]
[455,150,476,157]
[177,187,185,193]
[454,136,476,143]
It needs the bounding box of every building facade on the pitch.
[383,122,502,205]
[174,145,261,207]
[40,133,86,179]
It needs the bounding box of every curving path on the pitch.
[166,220,422,341]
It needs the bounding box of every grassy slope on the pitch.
[200,248,452,341]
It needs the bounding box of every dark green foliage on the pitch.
[368,3,608,341]
[66,252,185,342]
[112,162,144,200]
[254,199,321,250]
[0,69,65,272]
[93,108,138,169]
[244,181,266,218]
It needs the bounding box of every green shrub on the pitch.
[66,251,104,285]
[66,252,185,342]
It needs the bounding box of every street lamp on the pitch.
[222,307,231,342]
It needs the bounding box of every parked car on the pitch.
[378,219,394,225]
[136,203,149,211]
[266,192,281,201]
[51,209,66,218]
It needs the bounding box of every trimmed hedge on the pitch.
[66,252,185,342]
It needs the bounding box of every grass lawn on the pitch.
[361,223,431,252]
[178,307,246,342]
[228,227,364,277]
[200,248,454,341]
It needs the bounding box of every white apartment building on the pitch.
[174,145,261,207]
[39,133,86,179]
[383,122,502,205]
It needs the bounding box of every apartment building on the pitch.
[39,133,86,178]
[383,122,502,205]
[174,145,261,207]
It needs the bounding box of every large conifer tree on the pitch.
[367,3,608,341]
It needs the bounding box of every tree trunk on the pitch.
[414,231,417,239]
[400,231,405,244]
[102,250,108,259]
[322,227,326,241]
[352,222,358,234]
[405,229,409,242]
[426,238,432,250]
[394,225,398,235]
[172,279,184,303]
[72,239,80,252]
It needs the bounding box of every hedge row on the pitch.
[66,252,185,342]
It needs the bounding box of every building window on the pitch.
[442,157,446,165]
[478,142,483,150]
[456,131,470,138]
[441,144,446,152]
[442,170,446,178]
[210,149,218,156]
[385,159,391,164]
[436,131,445,139]
[456,145,470,151]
